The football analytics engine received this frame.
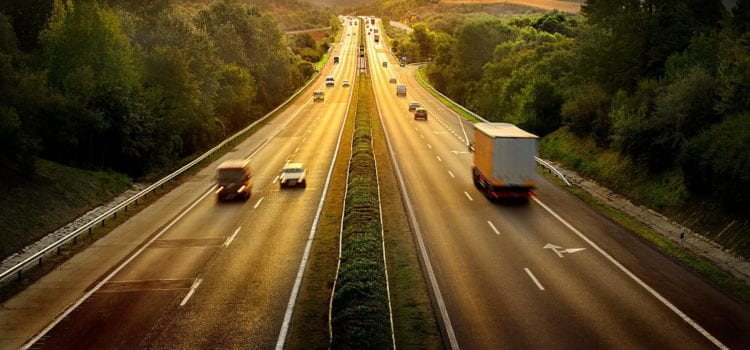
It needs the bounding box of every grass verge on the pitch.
[371,86,443,347]
[286,74,356,349]
[416,65,481,123]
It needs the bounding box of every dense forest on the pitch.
[389,1,750,214]
[0,0,319,178]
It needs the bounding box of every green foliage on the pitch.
[0,0,53,51]
[332,77,392,349]
[513,75,563,136]
[680,113,750,207]
[562,84,611,145]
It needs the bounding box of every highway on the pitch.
[8,20,360,350]
[366,18,750,349]
[2,16,750,350]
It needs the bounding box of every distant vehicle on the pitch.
[216,160,253,201]
[408,100,420,111]
[326,75,335,87]
[333,56,340,64]
[471,123,538,201]
[279,162,307,188]
[342,80,350,87]
[400,61,405,67]
[396,84,407,96]
[389,77,397,83]
[414,107,428,120]
[371,18,375,25]
[374,34,380,43]
[374,28,379,34]
[383,61,388,67]
[313,90,325,102]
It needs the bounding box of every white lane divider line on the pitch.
[436,155,443,162]
[253,197,264,209]
[224,227,241,247]
[464,191,473,201]
[294,147,300,153]
[180,278,203,306]
[302,137,307,143]
[448,170,455,178]
[487,221,500,235]
[420,134,424,139]
[272,176,279,184]
[524,268,545,291]
[427,144,432,149]
[532,197,728,349]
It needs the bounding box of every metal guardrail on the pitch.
[0,70,322,285]
[414,65,571,186]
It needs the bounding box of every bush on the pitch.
[680,113,750,208]
[561,84,612,146]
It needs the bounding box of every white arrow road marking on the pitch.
[544,243,586,258]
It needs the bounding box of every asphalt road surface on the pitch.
[6,17,750,350]
[24,21,360,350]
[366,18,750,350]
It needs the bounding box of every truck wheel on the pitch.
[301,180,307,188]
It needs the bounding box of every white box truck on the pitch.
[471,123,538,200]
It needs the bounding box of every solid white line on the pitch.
[275,59,354,349]
[436,155,442,162]
[180,278,203,306]
[531,197,728,349]
[224,227,241,247]
[487,221,500,235]
[272,176,279,184]
[253,197,264,209]
[374,71,458,349]
[448,170,455,178]
[524,268,545,291]
[23,186,217,349]
[464,191,473,201]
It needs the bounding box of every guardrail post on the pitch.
[73,236,77,245]
[102,218,105,227]
[57,246,60,255]
[114,211,117,219]
[88,227,92,235]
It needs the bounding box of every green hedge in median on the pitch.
[330,76,392,349]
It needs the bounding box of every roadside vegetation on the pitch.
[0,0,335,261]
[330,76,392,349]
[387,2,750,259]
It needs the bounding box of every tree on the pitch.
[40,0,141,171]
[0,0,54,51]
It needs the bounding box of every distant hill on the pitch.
[177,0,332,30]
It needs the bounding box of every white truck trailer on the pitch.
[471,123,538,200]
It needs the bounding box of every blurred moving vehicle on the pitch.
[216,160,253,201]
[280,163,307,188]
[333,56,340,64]
[326,75,335,87]
[383,61,388,67]
[343,80,350,87]
[389,77,397,83]
[408,100,420,111]
[414,107,428,120]
[471,123,538,201]
[396,84,407,96]
[313,90,325,102]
